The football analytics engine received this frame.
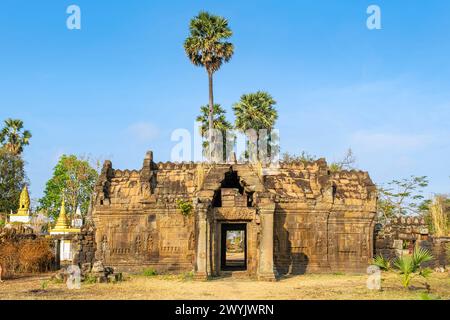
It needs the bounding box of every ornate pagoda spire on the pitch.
[17,186,30,216]
[53,198,70,231]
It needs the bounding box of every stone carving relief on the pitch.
[135,235,143,254]
[215,208,256,221]
[188,232,195,251]
[100,235,109,259]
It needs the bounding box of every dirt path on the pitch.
[0,272,449,300]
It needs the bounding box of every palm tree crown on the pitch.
[197,104,233,161]
[184,12,234,74]
[196,104,233,137]
[233,91,278,133]
[0,119,32,155]
[233,91,278,162]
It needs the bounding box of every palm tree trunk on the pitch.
[208,72,214,162]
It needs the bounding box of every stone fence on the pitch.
[375,216,449,268]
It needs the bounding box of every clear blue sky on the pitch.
[1,1,449,201]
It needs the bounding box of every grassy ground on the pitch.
[0,272,449,300]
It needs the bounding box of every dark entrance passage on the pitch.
[221,223,247,271]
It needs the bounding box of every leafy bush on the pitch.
[142,268,158,277]
[0,220,5,228]
[372,254,391,271]
[394,247,433,289]
[176,199,193,217]
[84,274,97,284]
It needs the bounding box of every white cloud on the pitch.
[127,122,160,142]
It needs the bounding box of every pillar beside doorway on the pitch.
[194,202,209,281]
[258,204,277,281]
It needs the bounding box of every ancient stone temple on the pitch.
[90,151,377,279]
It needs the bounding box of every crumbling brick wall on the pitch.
[73,222,96,266]
[375,217,449,268]
[431,237,450,268]
[375,216,430,259]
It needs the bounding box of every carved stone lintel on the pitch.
[214,208,256,221]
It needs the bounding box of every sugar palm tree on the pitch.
[184,12,234,159]
[233,91,278,161]
[0,119,32,155]
[196,104,233,161]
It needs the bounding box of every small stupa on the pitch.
[72,206,83,228]
[50,198,81,263]
[9,186,31,223]
[50,198,80,235]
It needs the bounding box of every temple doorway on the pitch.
[221,223,247,271]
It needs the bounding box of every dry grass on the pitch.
[0,272,449,300]
[429,195,449,237]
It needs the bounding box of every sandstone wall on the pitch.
[92,153,200,272]
[268,161,377,274]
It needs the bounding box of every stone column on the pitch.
[258,204,276,281]
[195,203,209,280]
[54,239,61,270]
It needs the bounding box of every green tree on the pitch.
[377,175,429,222]
[0,119,32,155]
[233,91,278,161]
[196,104,233,161]
[0,149,28,213]
[39,155,98,221]
[184,12,234,158]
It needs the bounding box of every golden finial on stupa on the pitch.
[53,198,70,230]
[17,186,30,216]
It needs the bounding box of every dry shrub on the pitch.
[0,238,54,276]
[0,241,20,275]
[18,239,54,273]
[429,196,449,237]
